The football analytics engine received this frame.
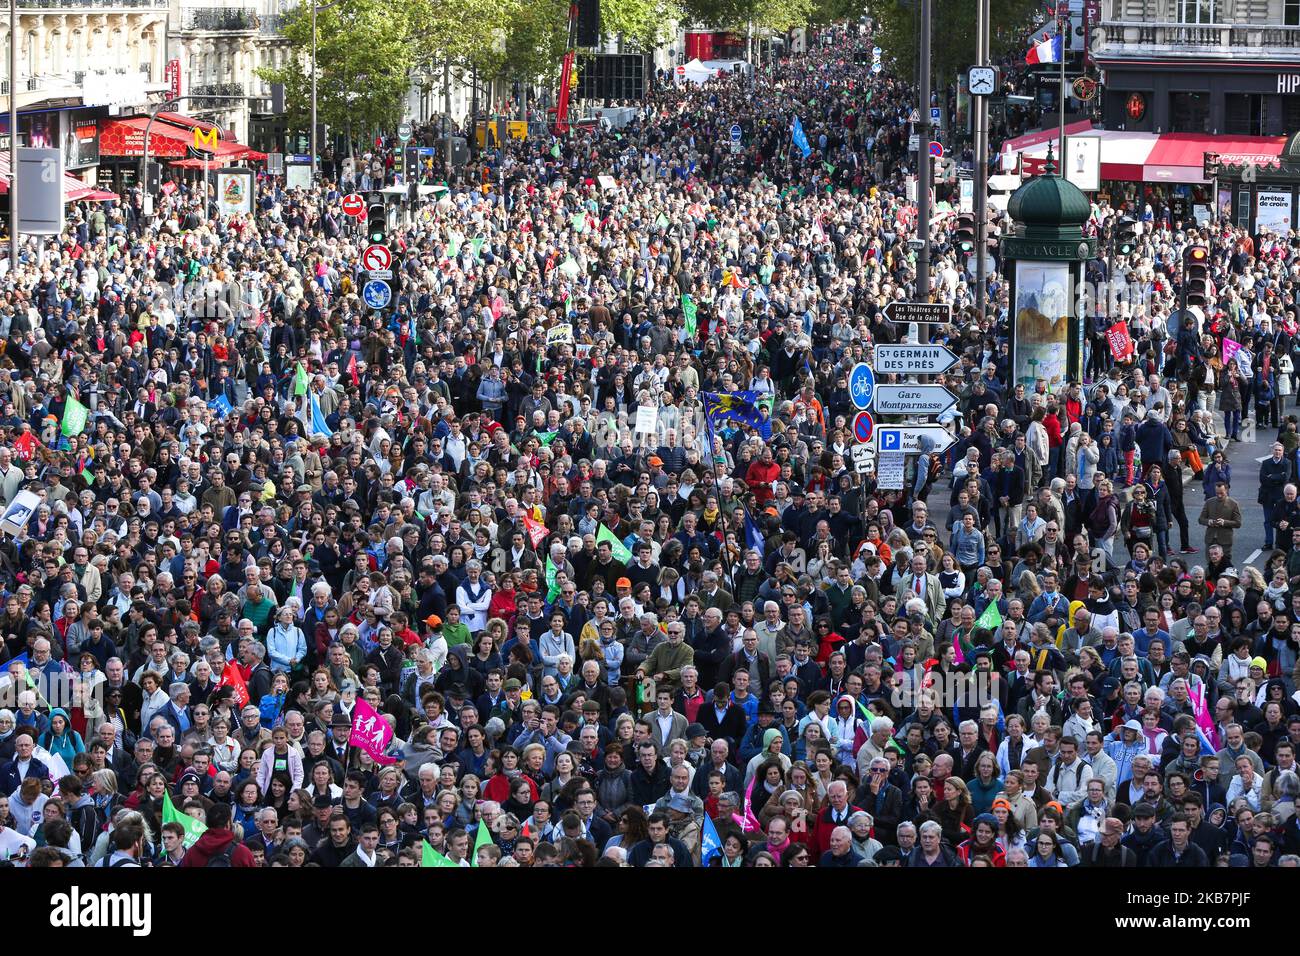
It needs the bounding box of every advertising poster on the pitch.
[1013,260,1072,391]
[215,169,253,217]
[1256,189,1293,235]
[1065,135,1100,192]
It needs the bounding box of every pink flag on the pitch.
[741,775,762,833]
[1221,337,1241,366]
[1189,681,1221,752]
[348,698,397,765]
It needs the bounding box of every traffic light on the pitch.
[1183,245,1210,310]
[367,201,386,244]
[953,213,975,253]
[1114,216,1139,256]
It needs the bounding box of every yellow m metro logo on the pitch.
[193,126,218,152]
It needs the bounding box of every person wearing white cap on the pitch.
[1104,718,1147,786]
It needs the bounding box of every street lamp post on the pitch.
[310,0,344,182]
[9,0,19,265]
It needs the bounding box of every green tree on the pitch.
[871,0,1040,94]
[681,0,815,33]
[257,0,417,146]
[600,0,682,50]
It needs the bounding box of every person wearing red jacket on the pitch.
[746,447,781,506]
[812,780,866,858]
[1043,405,1064,480]
[179,803,257,867]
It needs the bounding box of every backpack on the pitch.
[205,843,237,868]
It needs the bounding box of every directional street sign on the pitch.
[852,411,875,443]
[875,425,956,455]
[341,193,365,218]
[362,279,392,311]
[361,243,392,272]
[872,384,958,417]
[849,362,875,410]
[873,343,960,375]
[881,301,952,325]
[851,444,876,474]
[365,269,393,280]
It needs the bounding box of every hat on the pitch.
[1133,802,1157,818]
[312,794,334,809]
[1122,718,1143,733]
[648,456,663,466]
[424,613,443,629]
[339,680,357,694]
[615,577,632,589]
[992,797,1012,812]
[1250,656,1268,671]
[757,701,778,717]
[503,678,522,691]
[685,723,708,739]
[446,683,467,699]
[1222,567,1240,580]
[330,712,352,728]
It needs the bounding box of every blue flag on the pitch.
[743,508,766,556]
[701,814,722,866]
[791,116,811,158]
[702,390,772,440]
[207,395,234,419]
[309,391,334,438]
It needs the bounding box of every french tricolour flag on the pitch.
[1025,34,1063,65]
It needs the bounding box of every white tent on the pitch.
[678,59,719,85]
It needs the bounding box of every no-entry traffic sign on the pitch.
[361,243,392,272]
[342,193,365,217]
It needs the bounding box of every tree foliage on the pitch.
[681,0,816,33]
[871,0,1040,92]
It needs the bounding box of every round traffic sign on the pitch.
[849,361,875,410]
[341,193,365,218]
[730,123,742,142]
[929,141,944,158]
[871,63,882,73]
[362,279,392,311]
[397,122,413,142]
[853,411,875,443]
[361,243,392,272]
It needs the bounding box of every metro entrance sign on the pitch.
[872,384,958,416]
[873,344,960,375]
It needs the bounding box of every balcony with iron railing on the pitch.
[10,0,168,7]
[189,81,246,109]
[1095,19,1300,57]
[179,5,258,31]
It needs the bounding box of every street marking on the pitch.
[1244,549,1262,565]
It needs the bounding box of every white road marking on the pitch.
[1245,549,1262,566]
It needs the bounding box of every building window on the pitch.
[1284,96,1300,133]
[1226,93,1262,135]
[1288,0,1300,25]
[1178,0,1215,22]
[1170,91,1211,132]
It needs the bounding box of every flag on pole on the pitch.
[545,556,561,603]
[681,294,698,338]
[596,523,632,564]
[522,514,549,550]
[1221,337,1242,366]
[791,116,812,158]
[61,396,89,437]
[309,390,334,437]
[701,814,722,865]
[421,839,459,867]
[702,390,772,440]
[217,660,250,708]
[743,508,766,556]
[293,362,309,397]
[1189,680,1221,752]
[207,395,234,419]
[347,353,360,386]
[1025,33,1063,64]
[975,599,1003,632]
[470,820,494,866]
[163,790,208,849]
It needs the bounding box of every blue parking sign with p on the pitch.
[880,428,902,451]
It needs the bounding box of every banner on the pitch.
[522,514,549,550]
[1105,321,1135,361]
[596,523,632,563]
[421,839,458,867]
[348,698,397,764]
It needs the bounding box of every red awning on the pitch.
[99,116,255,160]
[0,153,119,202]
[154,112,228,140]
[170,157,225,169]
[1145,133,1287,169]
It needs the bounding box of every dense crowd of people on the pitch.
[0,19,1297,870]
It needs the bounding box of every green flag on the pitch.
[551,142,562,158]
[61,396,89,437]
[655,213,669,230]
[823,161,836,175]
[545,556,561,603]
[536,430,558,446]
[597,523,632,564]
[571,213,586,233]
[162,790,208,849]
[80,468,94,485]
[974,599,1003,631]
[681,294,697,338]
[470,237,485,261]
[470,820,494,866]
[421,839,458,868]
[446,229,463,259]
[293,362,308,397]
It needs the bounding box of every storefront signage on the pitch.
[1126,92,1146,122]
[1278,74,1300,94]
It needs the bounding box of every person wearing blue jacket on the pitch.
[1202,451,1231,500]
[37,708,85,767]
[267,606,307,675]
